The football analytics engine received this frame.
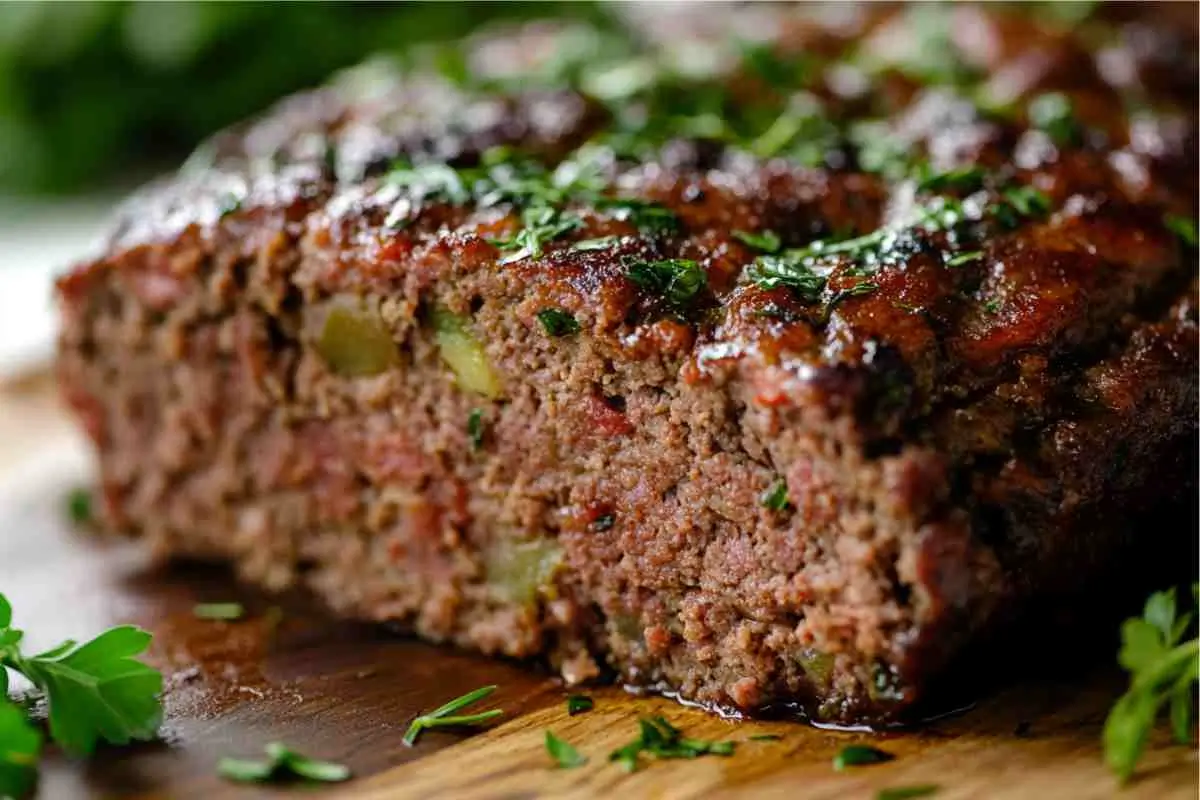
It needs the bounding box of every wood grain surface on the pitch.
[0,378,1196,799]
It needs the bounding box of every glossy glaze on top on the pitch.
[69,2,1197,442]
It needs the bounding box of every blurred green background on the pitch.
[0,1,585,196]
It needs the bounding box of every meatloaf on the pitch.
[56,2,1198,724]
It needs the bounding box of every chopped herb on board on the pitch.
[608,716,735,772]
[748,733,783,741]
[545,731,588,768]
[218,742,350,784]
[1103,585,1199,782]
[567,695,594,715]
[877,785,940,800]
[193,603,245,621]
[833,744,896,770]
[403,685,504,746]
[536,308,581,337]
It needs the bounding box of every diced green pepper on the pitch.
[316,304,397,377]
[430,307,502,397]
[484,539,563,605]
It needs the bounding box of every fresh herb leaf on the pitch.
[467,409,485,451]
[1028,92,1082,146]
[402,685,504,747]
[945,250,984,267]
[566,695,594,715]
[66,488,92,524]
[748,733,783,741]
[608,716,734,773]
[983,298,1002,314]
[877,785,940,800]
[625,259,706,307]
[545,731,587,768]
[761,479,790,512]
[536,308,581,337]
[1104,586,1199,782]
[733,229,782,253]
[1165,215,1198,248]
[193,603,244,621]
[218,742,350,784]
[0,593,163,758]
[833,744,895,770]
[0,699,41,800]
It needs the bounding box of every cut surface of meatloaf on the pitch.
[56,3,1198,724]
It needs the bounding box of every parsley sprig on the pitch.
[608,715,734,772]
[1104,586,1199,782]
[0,700,40,799]
[0,592,163,758]
[402,685,504,746]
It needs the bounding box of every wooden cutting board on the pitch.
[0,376,1195,799]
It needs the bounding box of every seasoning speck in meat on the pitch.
[56,3,1198,724]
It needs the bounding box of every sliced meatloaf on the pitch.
[56,3,1198,724]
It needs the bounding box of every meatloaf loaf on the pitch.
[56,3,1198,724]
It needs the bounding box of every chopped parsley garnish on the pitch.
[1104,585,1198,782]
[625,258,706,307]
[745,253,826,303]
[193,602,245,621]
[402,685,504,746]
[591,514,616,532]
[833,744,896,770]
[877,786,939,800]
[536,308,581,337]
[0,591,162,758]
[1165,215,1198,248]
[994,186,1051,228]
[1028,92,1082,146]
[608,716,735,773]
[467,408,485,450]
[0,700,41,799]
[945,250,984,267]
[218,742,350,784]
[385,161,471,205]
[545,731,587,768]
[599,198,679,233]
[492,206,584,264]
[216,193,243,218]
[733,229,782,253]
[566,695,594,715]
[574,235,622,251]
[983,298,1002,314]
[761,479,790,511]
[915,164,986,194]
[748,733,783,741]
[66,488,92,524]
